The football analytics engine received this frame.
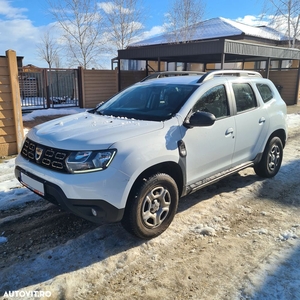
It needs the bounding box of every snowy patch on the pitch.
[286,113,300,128]
[0,236,8,244]
[193,225,217,236]
[279,230,298,241]
[22,108,85,121]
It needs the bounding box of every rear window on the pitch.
[256,83,273,103]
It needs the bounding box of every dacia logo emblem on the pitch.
[35,147,44,162]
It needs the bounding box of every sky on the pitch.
[0,0,266,68]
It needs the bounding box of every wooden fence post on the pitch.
[77,67,85,108]
[0,50,24,156]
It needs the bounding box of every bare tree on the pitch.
[48,0,105,68]
[166,0,206,43]
[36,30,60,68]
[53,55,62,68]
[99,0,144,51]
[263,0,300,48]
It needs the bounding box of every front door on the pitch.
[182,84,236,185]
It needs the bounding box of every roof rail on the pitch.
[141,71,205,82]
[198,70,262,83]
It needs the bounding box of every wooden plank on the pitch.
[0,93,12,102]
[0,142,17,156]
[0,101,13,110]
[0,126,15,135]
[0,118,14,127]
[0,66,9,76]
[0,85,11,93]
[0,134,16,143]
[0,57,8,67]
[0,109,14,119]
[0,75,10,85]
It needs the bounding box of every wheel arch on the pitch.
[268,128,286,148]
[127,162,184,202]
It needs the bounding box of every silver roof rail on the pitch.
[141,71,205,82]
[198,70,262,83]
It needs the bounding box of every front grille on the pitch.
[21,138,71,173]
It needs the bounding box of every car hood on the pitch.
[27,112,164,150]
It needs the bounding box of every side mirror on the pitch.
[185,111,216,128]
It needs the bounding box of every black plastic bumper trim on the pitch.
[15,166,124,224]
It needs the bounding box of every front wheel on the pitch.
[254,136,283,178]
[121,173,179,239]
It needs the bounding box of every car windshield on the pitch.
[95,83,198,121]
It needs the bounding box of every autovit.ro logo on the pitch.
[3,290,52,298]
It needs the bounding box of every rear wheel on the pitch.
[254,136,283,178]
[122,173,179,239]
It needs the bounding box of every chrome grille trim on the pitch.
[21,138,70,173]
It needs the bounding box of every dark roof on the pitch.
[118,17,300,64]
[119,39,300,63]
[129,17,290,47]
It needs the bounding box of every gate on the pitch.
[19,67,79,111]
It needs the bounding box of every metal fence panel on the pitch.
[19,68,79,111]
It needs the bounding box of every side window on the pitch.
[232,83,257,113]
[193,85,229,118]
[256,83,273,103]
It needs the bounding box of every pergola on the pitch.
[118,38,300,76]
[116,18,300,104]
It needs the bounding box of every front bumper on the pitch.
[15,166,125,224]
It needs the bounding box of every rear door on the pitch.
[231,82,269,166]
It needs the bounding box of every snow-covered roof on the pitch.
[129,17,289,47]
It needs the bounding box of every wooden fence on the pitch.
[269,70,300,106]
[79,68,146,108]
[260,69,300,105]
[0,50,23,156]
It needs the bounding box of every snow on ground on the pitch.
[22,107,85,122]
[0,108,300,299]
[1,108,85,212]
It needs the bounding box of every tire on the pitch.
[254,136,283,178]
[121,173,179,239]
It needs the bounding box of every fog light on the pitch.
[91,208,97,217]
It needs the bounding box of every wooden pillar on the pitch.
[0,50,24,155]
[221,53,225,70]
[118,58,121,92]
[77,66,85,108]
[265,58,271,78]
[295,60,300,105]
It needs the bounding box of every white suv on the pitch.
[15,70,287,239]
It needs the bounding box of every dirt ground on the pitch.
[0,107,300,299]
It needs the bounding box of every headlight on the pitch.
[66,149,116,173]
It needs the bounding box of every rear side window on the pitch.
[232,83,257,113]
[256,83,273,103]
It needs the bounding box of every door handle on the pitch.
[259,117,266,124]
[225,128,234,136]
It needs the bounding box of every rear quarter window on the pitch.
[256,83,273,103]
